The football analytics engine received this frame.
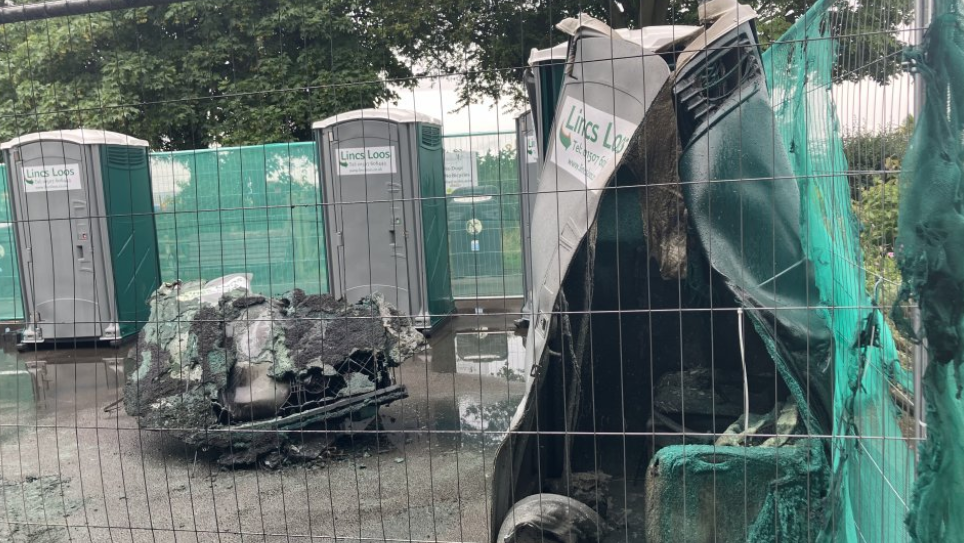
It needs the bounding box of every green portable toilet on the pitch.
[448,185,506,288]
[525,42,568,160]
[1,130,160,346]
[313,109,454,330]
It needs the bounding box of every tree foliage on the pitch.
[0,0,915,147]
[848,119,913,308]
[0,0,411,149]
[849,121,913,363]
[844,116,915,193]
[387,0,914,106]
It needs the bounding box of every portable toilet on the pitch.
[1,129,160,346]
[448,185,506,295]
[515,111,539,327]
[525,27,701,162]
[525,41,568,161]
[313,109,454,330]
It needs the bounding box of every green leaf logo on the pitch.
[558,126,572,149]
[23,178,33,185]
[339,160,349,168]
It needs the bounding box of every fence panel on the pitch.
[150,142,328,296]
[443,132,523,299]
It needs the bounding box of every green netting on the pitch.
[150,143,328,296]
[0,164,23,322]
[764,2,914,541]
[443,133,523,298]
[892,0,964,539]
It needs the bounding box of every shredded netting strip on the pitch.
[893,0,964,539]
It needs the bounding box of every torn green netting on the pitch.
[892,0,964,539]
[764,2,914,541]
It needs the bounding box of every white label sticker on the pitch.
[22,163,82,193]
[549,96,636,187]
[337,146,397,176]
[466,218,483,235]
[444,150,479,191]
[526,135,538,163]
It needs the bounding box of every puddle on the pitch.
[428,319,528,382]
[0,335,126,430]
[454,330,527,383]
[378,393,522,452]
[0,312,532,458]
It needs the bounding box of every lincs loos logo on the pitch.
[558,101,631,154]
[24,165,77,184]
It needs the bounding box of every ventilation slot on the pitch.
[420,125,442,149]
[674,25,761,145]
[106,147,147,169]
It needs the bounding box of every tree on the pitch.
[844,115,915,194]
[0,0,411,150]
[0,0,915,148]
[848,120,915,364]
[384,0,914,107]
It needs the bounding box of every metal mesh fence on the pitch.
[443,132,523,299]
[0,0,943,542]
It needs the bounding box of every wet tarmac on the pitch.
[0,299,528,543]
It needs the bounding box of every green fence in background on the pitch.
[151,143,328,296]
[443,132,522,299]
[0,133,524,319]
[0,165,23,321]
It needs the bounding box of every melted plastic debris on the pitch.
[124,277,423,465]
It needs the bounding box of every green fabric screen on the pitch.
[0,164,23,322]
[150,143,328,296]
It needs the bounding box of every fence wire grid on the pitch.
[0,0,940,542]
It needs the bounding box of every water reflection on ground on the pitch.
[0,306,530,454]
[405,311,528,449]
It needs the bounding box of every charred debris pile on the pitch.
[124,275,424,466]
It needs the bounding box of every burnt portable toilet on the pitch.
[525,27,702,163]
[1,129,160,346]
[515,111,539,328]
[313,109,454,330]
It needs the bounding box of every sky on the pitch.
[384,70,919,141]
[385,77,522,136]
